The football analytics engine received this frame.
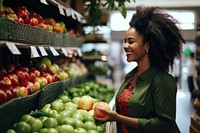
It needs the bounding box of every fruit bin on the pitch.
[0,75,88,132]
[0,18,53,45]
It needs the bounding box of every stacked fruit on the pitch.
[5,94,109,133]
[35,57,69,81]
[68,81,115,103]
[0,5,81,37]
[0,63,61,104]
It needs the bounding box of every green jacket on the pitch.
[115,67,179,133]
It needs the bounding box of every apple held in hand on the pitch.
[78,96,94,111]
[94,102,110,118]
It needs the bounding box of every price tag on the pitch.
[58,4,65,16]
[65,8,71,16]
[30,46,40,58]
[77,48,82,57]
[61,48,68,57]
[71,10,76,20]
[50,47,59,56]
[39,46,48,56]
[40,0,48,5]
[6,42,21,55]
[74,12,82,22]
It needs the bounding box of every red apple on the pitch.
[1,87,14,100]
[0,76,12,88]
[15,70,25,80]
[42,73,53,83]
[19,66,29,72]
[78,96,94,111]
[26,16,38,26]
[33,69,41,77]
[32,80,40,92]
[19,80,28,87]
[18,17,25,24]
[94,102,110,118]
[29,72,36,81]
[53,74,60,82]
[40,77,48,86]
[7,74,19,86]
[16,7,29,20]
[0,89,8,103]
[13,86,28,97]
[24,72,29,80]
[27,81,35,94]
[0,68,7,77]
[5,64,15,73]
[44,68,54,75]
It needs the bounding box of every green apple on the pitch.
[38,128,49,133]
[61,117,76,127]
[19,114,33,122]
[43,117,58,128]
[6,129,16,133]
[51,100,64,112]
[75,119,84,128]
[51,113,62,124]
[39,116,48,123]
[40,57,52,67]
[74,128,87,133]
[59,71,69,81]
[72,111,84,121]
[48,128,58,133]
[64,102,78,112]
[96,124,105,133]
[58,95,71,103]
[28,118,43,132]
[83,114,95,122]
[14,121,31,133]
[56,124,75,133]
[83,121,97,130]
[59,110,73,118]
[72,97,80,105]
[87,130,99,133]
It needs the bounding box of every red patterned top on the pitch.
[117,76,135,133]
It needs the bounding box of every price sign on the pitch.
[40,0,48,5]
[6,42,21,55]
[39,46,48,56]
[31,46,40,58]
[50,47,59,56]
[58,4,65,16]
[61,48,68,57]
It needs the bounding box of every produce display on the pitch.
[0,5,79,38]
[0,56,88,104]
[5,91,110,133]
[68,81,115,103]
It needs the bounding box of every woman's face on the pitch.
[123,28,148,62]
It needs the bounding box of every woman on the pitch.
[94,6,185,133]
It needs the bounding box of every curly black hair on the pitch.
[129,6,185,72]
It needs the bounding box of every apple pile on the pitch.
[68,81,115,103]
[35,57,69,81]
[5,94,106,133]
[0,62,61,104]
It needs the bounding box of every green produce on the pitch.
[14,121,31,133]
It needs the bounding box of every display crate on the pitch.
[0,97,22,133]
[0,18,53,45]
[63,34,84,47]
[37,81,61,109]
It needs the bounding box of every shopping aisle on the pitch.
[176,89,194,133]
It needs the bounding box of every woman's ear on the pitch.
[145,43,150,51]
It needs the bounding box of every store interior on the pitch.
[1,0,200,133]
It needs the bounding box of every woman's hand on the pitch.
[94,108,118,122]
